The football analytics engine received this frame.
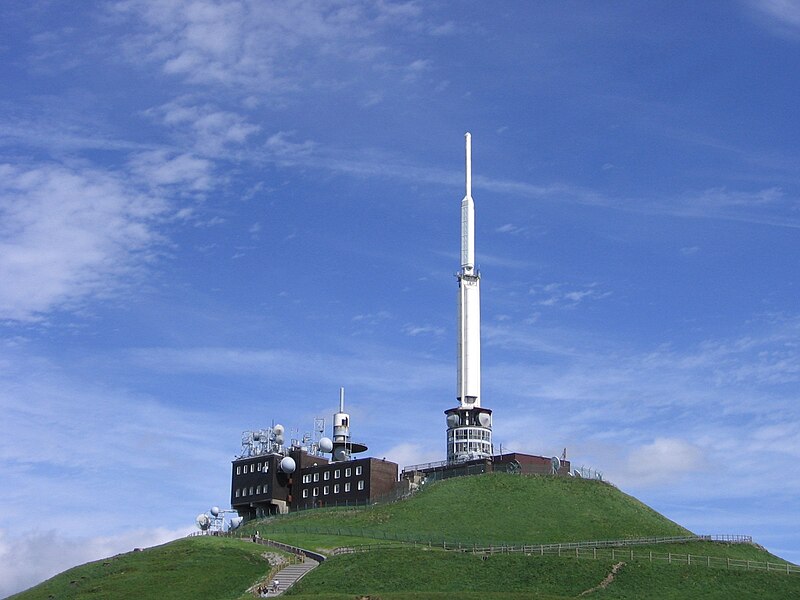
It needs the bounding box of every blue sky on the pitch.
[2,0,800,594]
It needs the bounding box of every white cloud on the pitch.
[147,99,261,155]
[495,223,526,235]
[0,526,190,598]
[129,150,213,190]
[114,0,445,92]
[403,323,445,336]
[265,131,317,163]
[383,442,441,469]
[126,344,450,396]
[621,438,705,487]
[749,0,800,36]
[529,282,610,308]
[0,163,168,322]
[0,348,237,593]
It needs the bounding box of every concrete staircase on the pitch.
[261,556,320,597]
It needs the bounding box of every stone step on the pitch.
[259,558,320,597]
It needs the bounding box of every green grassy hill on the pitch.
[8,537,291,600]
[10,474,799,599]
[247,474,691,546]
[287,549,800,600]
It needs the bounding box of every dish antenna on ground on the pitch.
[550,456,561,474]
[195,513,211,531]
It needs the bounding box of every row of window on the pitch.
[300,480,365,498]
[449,441,492,454]
[235,461,270,475]
[301,465,362,484]
[449,428,492,442]
[234,484,269,498]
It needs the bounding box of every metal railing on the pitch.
[257,520,753,549]
[331,534,752,554]
[188,531,326,563]
[331,538,799,577]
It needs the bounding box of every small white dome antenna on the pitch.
[194,506,245,534]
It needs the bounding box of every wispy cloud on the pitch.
[247,137,800,229]
[495,223,526,235]
[529,282,611,308]
[265,131,317,162]
[748,0,800,37]
[114,0,447,93]
[0,163,168,322]
[0,346,240,597]
[146,98,261,156]
[128,150,213,191]
[403,323,445,336]
[126,344,451,397]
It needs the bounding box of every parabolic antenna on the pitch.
[319,437,333,453]
[333,447,348,461]
[210,506,220,517]
[196,513,210,531]
[279,456,296,473]
[550,456,561,474]
[229,516,244,530]
[477,413,491,427]
[446,413,460,428]
[273,424,285,436]
[275,434,285,445]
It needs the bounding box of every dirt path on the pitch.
[579,561,626,596]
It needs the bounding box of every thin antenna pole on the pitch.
[339,386,345,412]
[465,132,472,198]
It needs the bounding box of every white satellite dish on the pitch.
[550,456,561,474]
[275,434,285,445]
[229,516,244,530]
[446,414,460,428]
[279,456,296,473]
[319,437,333,453]
[273,424,285,436]
[196,513,211,531]
[477,413,491,427]
[210,506,220,517]
[333,447,348,461]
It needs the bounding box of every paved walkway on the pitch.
[258,556,320,597]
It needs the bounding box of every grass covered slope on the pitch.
[12,474,797,600]
[253,473,691,545]
[288,549,612,598]
[287,549,800,600]
[8,537,281,600]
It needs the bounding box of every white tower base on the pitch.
[445,406,492,463]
